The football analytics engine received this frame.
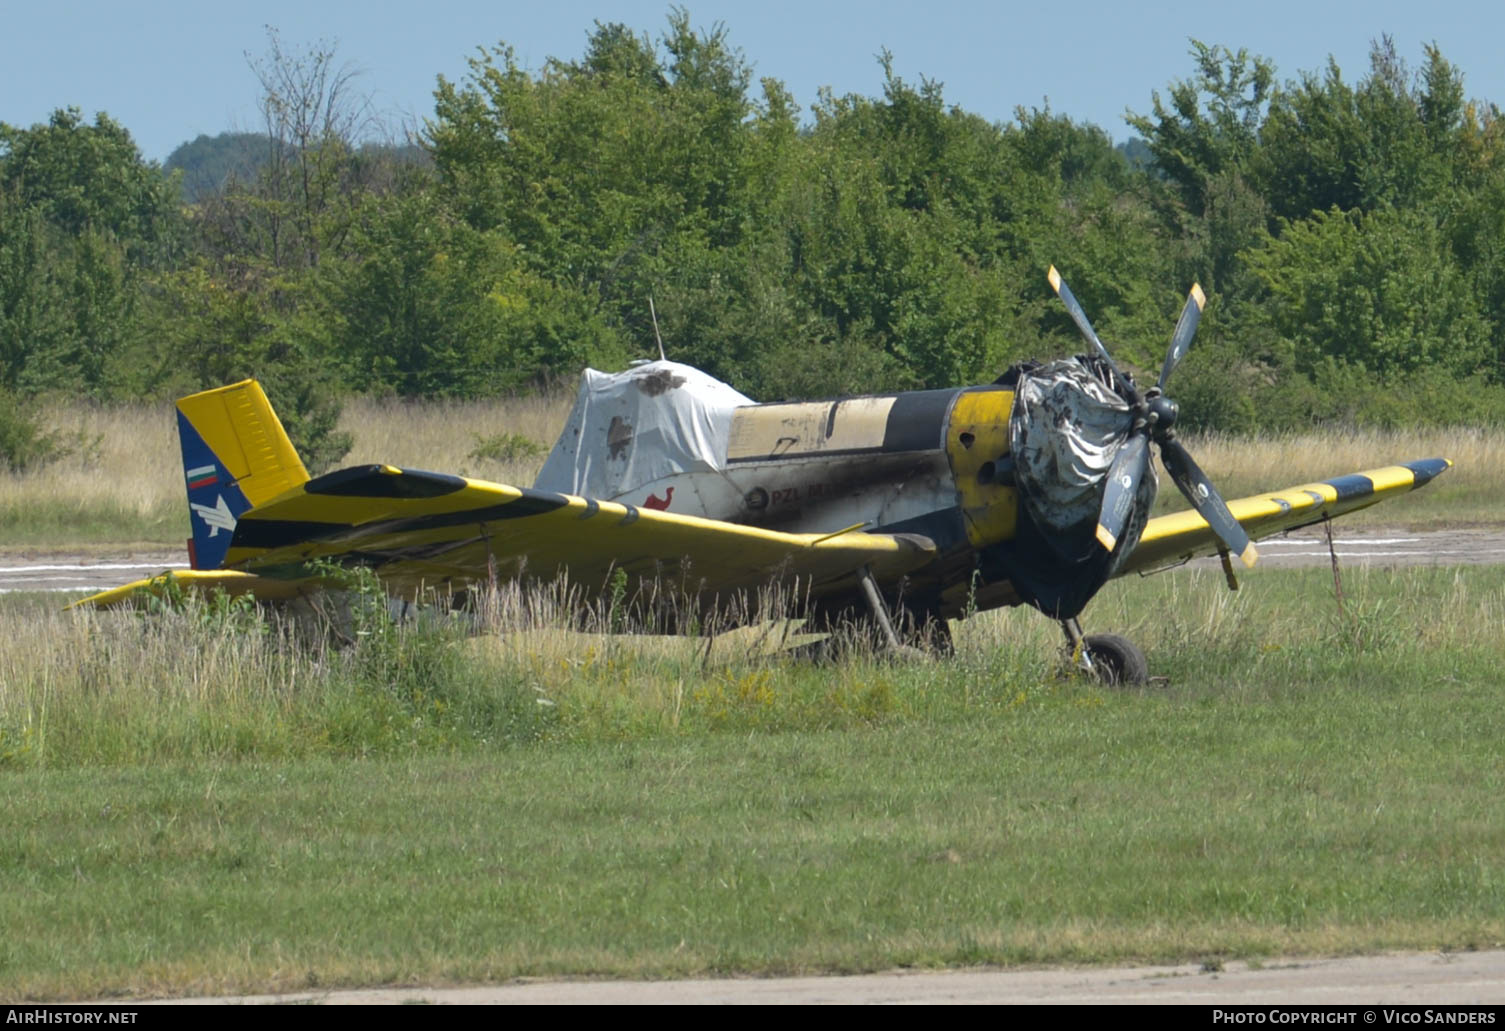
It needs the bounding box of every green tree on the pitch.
[131,31,392,466]
[1255,39,1468,220]
[0,194,61,390]
[1011,106,1132,195]
[0,109,183,396]
[330,186,624,396]
[428,13,766,379]
[0,108,182,264]
[164,131,277,203]
[1244,205,1490,378]
[1126,41,1275,219]
[141,261,350,471]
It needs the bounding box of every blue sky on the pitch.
[6,1,1503,162]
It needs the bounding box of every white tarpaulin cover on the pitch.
[533,360,754,500]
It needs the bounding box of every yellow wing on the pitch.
[1115,458,1451,576]
[76,464,935,608]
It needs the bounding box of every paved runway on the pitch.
[147,949,1505,1005]
[1214,527,1505,569]
[0,551,180,596]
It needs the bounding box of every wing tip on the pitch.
[1405,457,1453,488]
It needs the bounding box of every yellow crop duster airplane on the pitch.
[79,269,1450,682]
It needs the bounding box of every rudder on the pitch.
[177,380,310,569]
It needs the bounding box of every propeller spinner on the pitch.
[1046,266,1256,568]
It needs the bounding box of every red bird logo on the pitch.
[644,486,674,511]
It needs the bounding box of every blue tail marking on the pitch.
[178,410,252,570]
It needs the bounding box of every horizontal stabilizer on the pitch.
[73,465,939,608]
[68,570,312,609]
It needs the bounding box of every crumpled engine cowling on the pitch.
[1010,354,1159,569]
[978,355,1158,619]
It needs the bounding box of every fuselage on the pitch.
[611,385,1023,616]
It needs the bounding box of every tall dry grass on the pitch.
[1,392,1496,550]
[1163,427,1496,526]
[5,562,1504,769]
[339,392,573,481]
[0,401,182,547]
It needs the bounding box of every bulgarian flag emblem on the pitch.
[186,464,219,490]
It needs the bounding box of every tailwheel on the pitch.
[1081,633,1148,686]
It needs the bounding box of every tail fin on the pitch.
[177,380,310,570]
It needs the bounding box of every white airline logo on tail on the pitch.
[191,495,237,537]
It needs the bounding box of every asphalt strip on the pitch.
[136,950,1505,1005]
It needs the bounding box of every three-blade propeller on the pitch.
[1046,266,1256,568]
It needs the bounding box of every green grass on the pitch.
[3,565,1505,999]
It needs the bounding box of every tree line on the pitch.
[3,15,1503,471]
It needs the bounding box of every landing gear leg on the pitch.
[1061,617,1091,674]
[1060,618,1149,686]
[857,564,903,651]
[856,565,928,659]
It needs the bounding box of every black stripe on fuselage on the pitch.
[882,388,961,453]
[233,490,570,551]
[729,444,919,464]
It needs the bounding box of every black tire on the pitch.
[898,606,954,656]
[1082,632,1149,686]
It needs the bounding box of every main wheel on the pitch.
[1082,633,1149,685]
[898,605,954,656]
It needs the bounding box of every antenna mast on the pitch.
[649,296,667,362]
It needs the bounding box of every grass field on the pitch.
[2,388,1501,1000]
[3,563,1505,1000]
[0,394,1498,550]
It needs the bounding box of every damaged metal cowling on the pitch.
[977,355,1157,619]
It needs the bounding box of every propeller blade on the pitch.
[1048,266,1120,369]
[1159,437,1258,567]
[1157,283,1206,392]
[1096,434,1150,553]
[1047,265,1144,406]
